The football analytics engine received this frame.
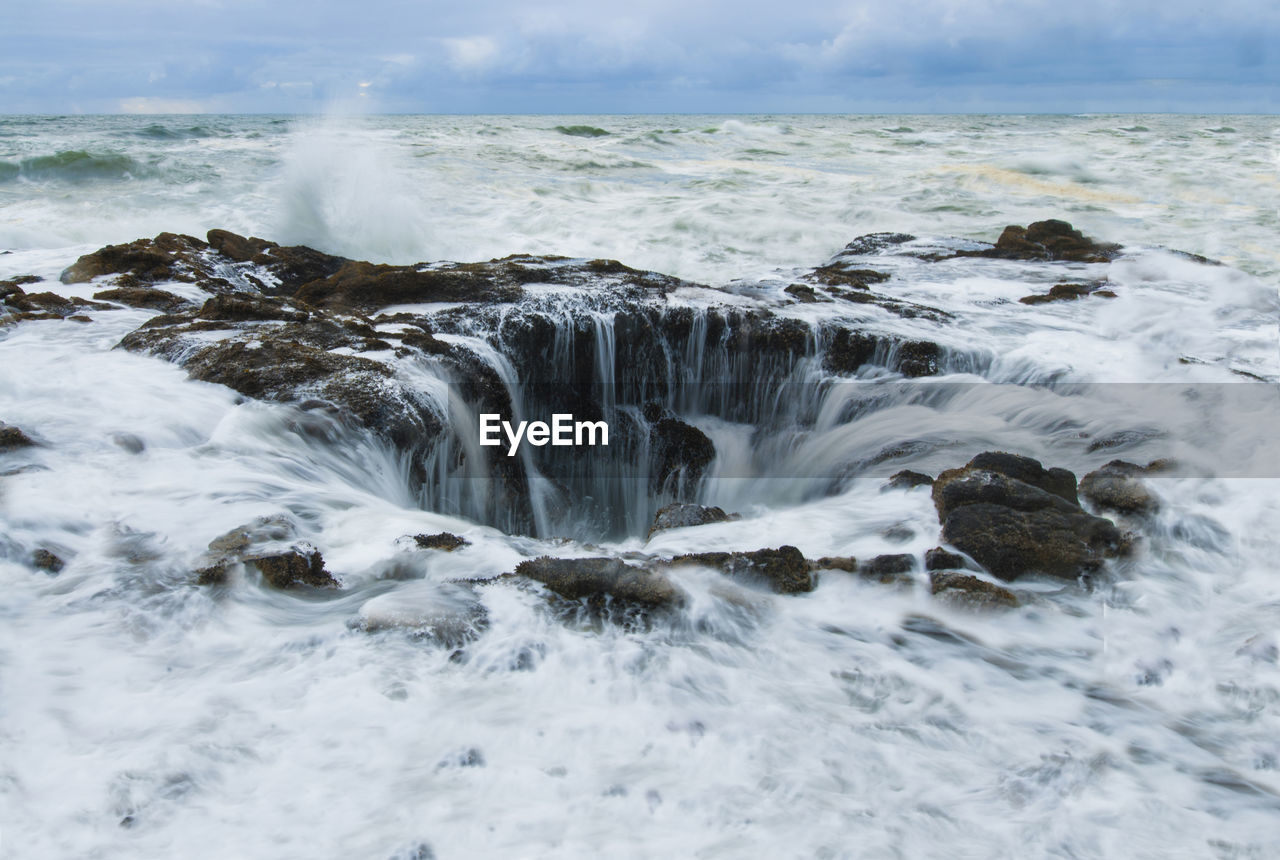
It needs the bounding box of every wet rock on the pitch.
[31,549,65,574]
[1,284,110,320]
[930,572,1019,611]
[969,220,1123,263]
[248,548,338,590]
[648,418,715,492]
[841,233,917,256]
[60,232,208,285]
[858,553,916,583]
[1079,460,1161,516]
[809,556,857,572]
[784,283,823,303]
[938,451,1079,508]
[195,294,309,323]
[516,556,686,610]
[413,532,470,551]
[93,287,193,312]
[896,340,941,378]
[882,470,934,491]
[669,546,813,594]
[932,452,1123,581]
[205,229,275,263]
[206,230,348,294]
[924,546,969,571]
[207,515,297,556]
[808,264,891,289]
[647,503,731,538]
[1018,283,1107,305]
[195,562,231,585]
[294,261,524,314]
[0,423,35,451]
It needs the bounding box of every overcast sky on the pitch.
[4,0,1277,113]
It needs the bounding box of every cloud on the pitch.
[3,0,1277,112]
[118,96,216,114]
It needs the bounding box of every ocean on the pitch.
[1,114,1278,858]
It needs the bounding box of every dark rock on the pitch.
[195,562,229,585]
[207,515,296,555]
[784,284,822,303]
[60,232,208,285]
[206,230,349,294]
[1019,283,1105,305]
[924,546,968,571]
[940,451,1078,508]
[882,470,934,491]
[0,423,35,451]
[972,220,1122,263]
[206,229,274,263]
[930,572,1019,611]
[858,553,916,582]
[841,233,916,256]
[809,265,891,289]
[932,454,1123,581]
[31,549,65,573]
[413,532,470,551]
[92,287,192,312]
[248,548,338,589]
[669,546,813,594]
[649,418,715,493]
[647,503,731,538]
[1079,460,1161,516]
[397,330,452,355]
[195,294,309,323]
[516,556,685,610]
[809,556,857,572]
[293,261,523,314]
[896,340,941,378]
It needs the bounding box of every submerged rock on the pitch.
[930,572,1019,611]
[858,553,916,583]
[924,546,969,571]
[248,548,338,590]
[809,556,858,573]
[647,503,732,538]
[353,584,488,646]
[516,556,686,610]
[196,517,337,589]
[932,452,1123,581]
[669,546,813,594]
[1079,460,1163,516]
[413,532,471,551]
[1018,282,1113,305]
[0,423,35,451]
[882,470,934,491]
[31,549,65,574]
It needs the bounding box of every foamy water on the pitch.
[1,115,1279,858]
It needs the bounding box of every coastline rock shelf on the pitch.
[2,219,1192,616]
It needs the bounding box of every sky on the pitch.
[3,0,1277,114]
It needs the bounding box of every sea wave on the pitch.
[0,149,152,183]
